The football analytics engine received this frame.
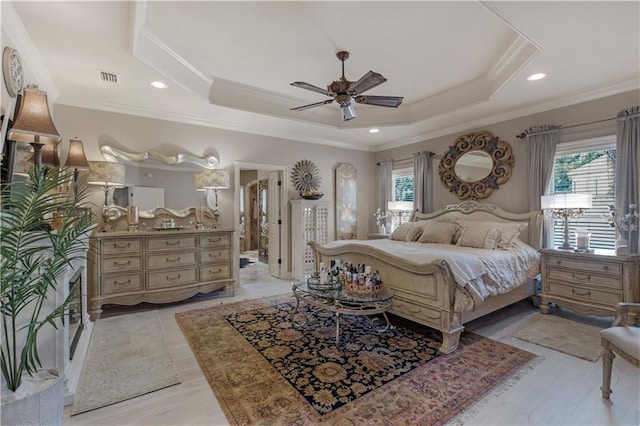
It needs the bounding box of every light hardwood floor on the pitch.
[65,257,640,425]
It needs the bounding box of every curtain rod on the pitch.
[376,151,435,166]
[516,116,617,139]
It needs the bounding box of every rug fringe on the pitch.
[446,356,545,425]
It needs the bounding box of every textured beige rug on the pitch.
[513,314,603,361]
[72,310,180,415]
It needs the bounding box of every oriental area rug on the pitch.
[176,296,538,425]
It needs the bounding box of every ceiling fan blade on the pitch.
[290,81,335,97]
[290,99,334,111]
[348,71,387,95]
[354,95,404,108]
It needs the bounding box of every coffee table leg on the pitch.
[335,312,340,345]
[291,296,309,327]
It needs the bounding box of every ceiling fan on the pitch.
[290,51,404,121]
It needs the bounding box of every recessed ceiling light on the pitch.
[150,81,167,89]
[369,128,380,133]
[527,73,546,81]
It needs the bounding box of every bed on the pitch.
[309,201,544,353]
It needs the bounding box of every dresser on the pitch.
[290,199,331,281]
[539,249,640,319]
[88,229,235,319]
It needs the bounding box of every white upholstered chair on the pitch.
[600,302,640,399]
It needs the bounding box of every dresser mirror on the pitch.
[438,131,514,200]
[101,145,219,211]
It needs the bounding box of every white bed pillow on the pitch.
[456,226,501,249]
[456,219,527,249]
[417,220,458,244]
[390,222,424,242]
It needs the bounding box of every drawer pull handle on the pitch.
[166,256,181,263]
[113,243,131,249]
[209,252,220,258]
[572,273,591,282]
[555,260,562,265]
[572,289,591,298]
[602,265,609,271]
[166,240,181,246]
[166,274,181,281]
[209,268,222,274]
[114,279,131,286]
[113,260,131,267]
[209,238,221,243]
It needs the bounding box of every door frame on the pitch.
[233,161,289,283]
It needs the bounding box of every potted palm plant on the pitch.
[1,166,94,425]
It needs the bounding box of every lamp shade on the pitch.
[387,201,414,211]
[540,193,592,210]
[7,84,61,145]
[87,161,125,187]
[64,137,90,170]
[40,144,60,167]
[195,169,229,190]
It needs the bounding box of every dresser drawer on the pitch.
[547,267,622,290]
[147,268,197,289]
[101,273,143,294]
[546,256,622,275]
[101,238,142,255]
[101,256,142,274]
[146,251,196,269]
[200,248,231,264]
[547,281,622,306]
[200,233,231,248]
[146,236,196,251]
[200,264,231,281]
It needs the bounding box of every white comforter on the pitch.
[322,238,540,311]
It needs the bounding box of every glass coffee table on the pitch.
[291,280,394,345]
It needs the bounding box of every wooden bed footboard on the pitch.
[309,241,465,353]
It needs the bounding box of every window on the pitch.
[390,167,414,229]
[550,136,616,250]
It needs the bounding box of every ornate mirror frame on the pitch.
[438,131,514,200]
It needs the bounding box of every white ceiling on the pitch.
[9,1,640,152]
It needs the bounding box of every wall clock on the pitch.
[3,47,24,98]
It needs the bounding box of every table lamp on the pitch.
[87,161,125,232]
[195,169,229,209]
[541,193,592,250]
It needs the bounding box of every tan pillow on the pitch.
[390,222,424,242]
[456,226,500,249]
[456,220,527,249]
[417,220,458,244]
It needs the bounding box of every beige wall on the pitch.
[375,90,640,214]
[51,104,376,238]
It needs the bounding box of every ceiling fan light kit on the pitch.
[291,51,403,122]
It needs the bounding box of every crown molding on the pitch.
[1,2,59,100]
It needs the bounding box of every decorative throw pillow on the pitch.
[456,226,500,249]
[456,220,527,249]
[417,220,458,244]
[390,222,424,242]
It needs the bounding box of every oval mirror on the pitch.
[453,151,493,182]
[438,131,515,200]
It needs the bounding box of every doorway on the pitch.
[234,162,289,284]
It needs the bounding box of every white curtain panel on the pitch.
[525,125,560,248]
[378,159,393,214]
[413,151,433,213]
[615,106,640,254]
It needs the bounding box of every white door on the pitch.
[267,171,281,277]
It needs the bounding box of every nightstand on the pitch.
[367,233,390,240]
[539,249,640,320]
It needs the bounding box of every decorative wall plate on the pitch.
[3,47,23,98]
[291,159,322,195]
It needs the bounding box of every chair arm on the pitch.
[612,303,640,326]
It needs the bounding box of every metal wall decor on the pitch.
[291,159,323,199]
[335,163,357,239]
[101,145,219,169]
[438,131,514,200]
